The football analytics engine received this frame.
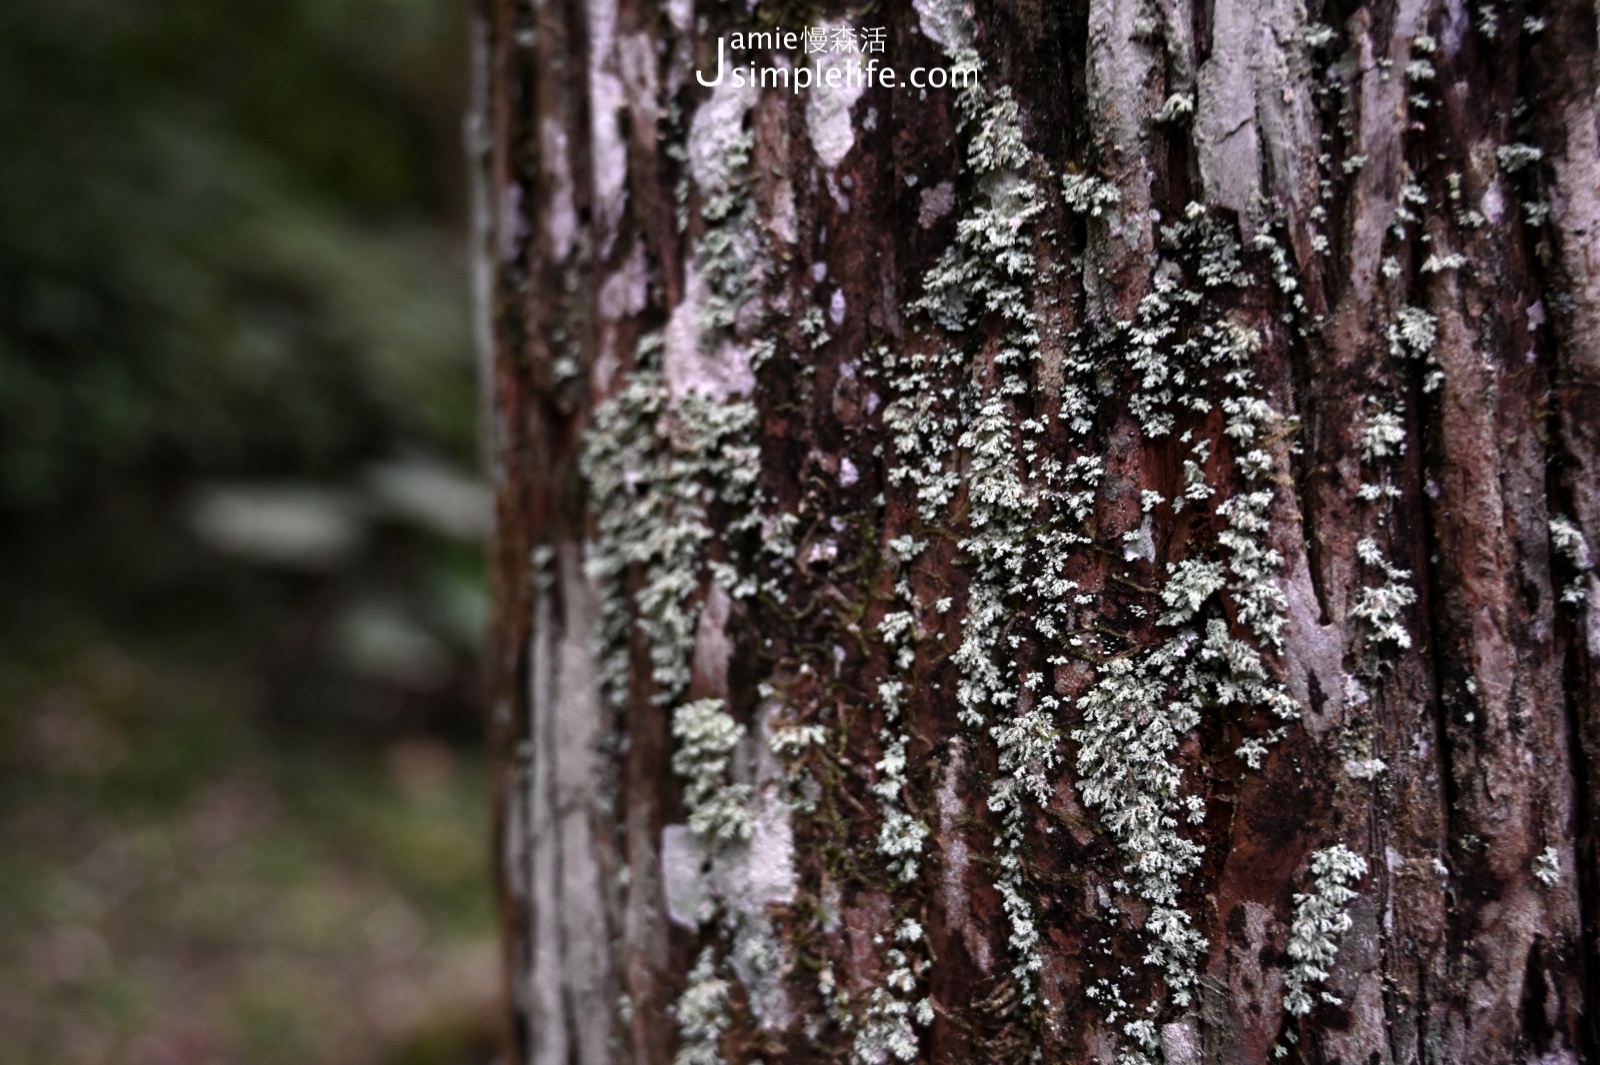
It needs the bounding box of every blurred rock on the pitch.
[366,457,490,542]
[189,485,366,570]
[335,600,451,689]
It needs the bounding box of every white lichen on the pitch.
[674,947,732,1065]
[1549,515,1593,605]
[1388,306,1437,361]
[582,353,760,710]
[1351,538,1419,655]
[1153,92,1196,125]
[1533,846,1561,888]
[1282,844,1368,1016]
[1062,171,1124,217]
[1360,399,1406,462]
[672,698,755,845]
[1496,143,1544,174]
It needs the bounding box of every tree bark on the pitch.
[473,0,1600,1060]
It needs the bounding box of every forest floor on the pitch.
[0,508,499,1065]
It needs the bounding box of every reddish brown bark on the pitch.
[476,0,1600,1060]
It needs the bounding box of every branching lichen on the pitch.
[581,347,760,713]
[1533,846,1561,888]
[1282,845,1368,1017]
[1549,515,1593,606]
[672,698,756,845]
[853,921,934,1064]
[582,65,785,1055]
[1351,538,1419,655]
[674,947,733,1065]
[854,374,937,1061]
[1062,171,1123,217]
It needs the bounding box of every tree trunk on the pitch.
[472,0,1600,1059]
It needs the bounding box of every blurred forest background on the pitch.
[0,2,497,1063]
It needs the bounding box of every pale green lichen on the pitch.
[581,347,760,713]
[1549,515,1592,606]
[1159,559,1228,625]
[688,81,762,334]
[1421,252,1467,274]
[1358,398,1406,503]
[1389,303,1443,402]
[1533,846,1561,888]
[585,66,785,1055]
[1496,142,1544,174]
[1282,844,1368,1017]
[1075,644,1208,996]
[1389,306,1438,358]
[674,947,733,1065]
[882,51,1071,1015]
[672,698,755,845]
[1062,209,1308,1060]
[1349,350,1416,664]
[1360,400,1406,462]
[769,723,827,756]
[853,920,935,1063]
[1390,180,1429,242]
[927,192,1305,1063]
[583,356,765,1047]
[853,422,936,1061]
[1351,538,1419,655]
[875,23,1318,1062]
[882,201,1293,1058]
[1152,93,1196,125]
[872,674,930,883]
[1062,171,1123,217]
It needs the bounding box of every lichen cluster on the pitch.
[676,947,735,1065]
[1067,215,1308,1061]
[673,698,757,845]
[581,347,764,1065]
[851,570,935,1062]
[1282,845,1368,1018]
[566,4,1460,1059]
[1549,515,1593,606]
[582,348,761,717]
[876,26,1320,1060]
[582,47,775,1061]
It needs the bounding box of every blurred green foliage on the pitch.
[0,2,497,1062]
[0,0,475,507]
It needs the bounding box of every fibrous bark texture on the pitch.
[474,0,1600,1060]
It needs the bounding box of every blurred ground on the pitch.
[0,2,497,1063]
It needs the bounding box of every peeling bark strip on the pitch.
[477,0,1600,1059]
